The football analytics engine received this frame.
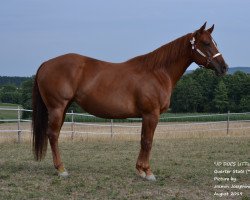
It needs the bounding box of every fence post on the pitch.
[111,119,114,138]
[227,110,230,135]
[71,110,75,140]
[17,106,21,143]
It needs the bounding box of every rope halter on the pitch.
[190,37,221,68]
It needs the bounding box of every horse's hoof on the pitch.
[145,174,156,181]
[58,170,69,178]
[137,170,146,178]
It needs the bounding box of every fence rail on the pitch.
[0,107,250,142]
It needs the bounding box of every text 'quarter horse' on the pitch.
[32,23,228,180]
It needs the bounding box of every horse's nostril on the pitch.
[222,64,228,72]
[224,63,228,69]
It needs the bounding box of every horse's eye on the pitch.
[203,41,210,46]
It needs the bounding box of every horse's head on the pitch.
[190,22,228,76]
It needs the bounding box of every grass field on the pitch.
[0,137,250,200]
[1,120,249,143]
[0,103,20,120]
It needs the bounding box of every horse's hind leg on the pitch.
[47,106,68,177]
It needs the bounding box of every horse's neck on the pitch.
[127,33,193,87]
[164,54,192,87]
[154,34,193,87]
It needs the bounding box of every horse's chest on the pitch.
[160,99,170,113]
[159,90,171,113]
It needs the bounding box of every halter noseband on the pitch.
[190,37,221,68]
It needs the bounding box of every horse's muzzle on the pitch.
[214,63,228,76]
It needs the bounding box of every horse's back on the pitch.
[38,53,96,75]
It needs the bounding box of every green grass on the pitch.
[0,137,249,199]
[0,103,20,120]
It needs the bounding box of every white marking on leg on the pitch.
[145,174,156,181]
[58,170,69,178]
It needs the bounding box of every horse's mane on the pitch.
[127,33,192,70]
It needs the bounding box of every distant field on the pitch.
[1,103,249,123]
[0,137,249,199]
[1,120,249,143]
[0,103,20,120]
[64,111,250,123]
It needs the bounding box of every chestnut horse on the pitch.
[32,23,228,180]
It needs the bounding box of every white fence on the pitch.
[0,107,250,142]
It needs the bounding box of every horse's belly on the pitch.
[75,94,139,119]
[74,64,141,119]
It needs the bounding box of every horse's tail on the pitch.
[32,66,48,161]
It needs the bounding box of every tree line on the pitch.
[0,76,30,87]
[0,69,249,114]
[171,69,250,113]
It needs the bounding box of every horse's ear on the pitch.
[193,22,207,38]
[198,22,207,33]
[207,24,214,34]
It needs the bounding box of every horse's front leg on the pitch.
[136,113,159,181]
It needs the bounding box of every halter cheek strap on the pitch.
[190,37,221,68]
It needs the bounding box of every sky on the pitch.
[0,0,249,76]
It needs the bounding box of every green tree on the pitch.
[20,78,34,118]
[0,84,20,104]
[192,69,219,112]
[212,81,229,113]
[171,76,203,112]
[0,76,30,87]
[239,95,250,112]
[226,71,250,112]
